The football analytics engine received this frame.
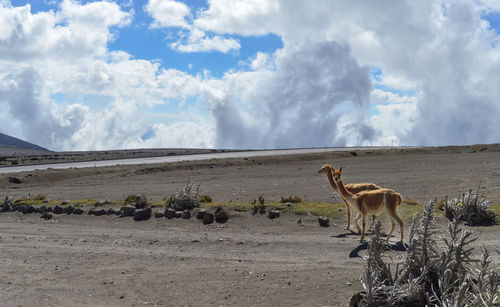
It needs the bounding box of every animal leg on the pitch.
[360,214,367,242]
[344,199,351,230]
[352,212,362,234]
[367,214,377,231]
[387,217,396,241]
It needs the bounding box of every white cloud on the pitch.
[3,0,500,151]
[145,0,190,29]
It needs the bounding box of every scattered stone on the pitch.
[89,209,106,216]
[106,208,116,215]
[174,211,183,218]
[40,213,52,220]
[297,218,302,224]
[196,208,207,220]
[61,200,69,205]
[38,206,48,213]
[46,206,53,212]
[135,194,148,209]
[203,212,214,225]
[119,205,136,217]
[73,208,84,215]
[214,207,228,223]
[182,209,191,219]
[63,206,75,214]
[22,205,34,214]
[268,210,280,219]
[133,208,151,221]
[154,211,164,218]
[53,205,63,214]
[7,177,22,184]
[318,216,329,227]
[0,203,10,212]
[164,208,176,219]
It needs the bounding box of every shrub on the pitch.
[444,185,497,226]
[199,195,213,203]
[350,200,499,306]
[166,181,200,211]
[280,195,302,203]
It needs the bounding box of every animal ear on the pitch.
[339,166,343,172]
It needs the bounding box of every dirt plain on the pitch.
[1,144,500,306]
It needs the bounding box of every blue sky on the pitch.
[2,1,500,150]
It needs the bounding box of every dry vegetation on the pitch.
[351,200,499,307]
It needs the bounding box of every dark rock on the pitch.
[40,213,52,220]
[154,211,164,218]
[22,205,34,214]
[73,208,84,215]
[164,208,176,219]
[268,210,280,219]
[318,216,329,227]
[16,205,26,213]
[0,204,10,212]
[203,212,214,224]
[33,207,40,213]
[133,208,152,221]
[7,177,22,184]
[53,205,63,214]
[215,207,228,223]
[38,206,48,213]
[106,208,116,215]
[46,206,53,212]
[196,208,207,219]
[63,206,75,214]
[93,209,106,216]
[61,200,69,205]
[182,210,191,219]
[119,206,136,217]
[175,211,183,218]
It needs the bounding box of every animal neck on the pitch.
[335,177,354,201]
[325,169,339,193]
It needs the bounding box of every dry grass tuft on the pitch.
[280,195,302,203]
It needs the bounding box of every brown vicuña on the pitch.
[318,164,381,230]
[331,166,404,242]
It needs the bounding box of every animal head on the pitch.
[332,166,343,182]
[317,164,334,175]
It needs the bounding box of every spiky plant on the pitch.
[350,199,500,307]
[444,184,497,226]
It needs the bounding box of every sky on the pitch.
[1,0,500,151]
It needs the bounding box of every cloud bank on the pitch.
[1,0,500,150]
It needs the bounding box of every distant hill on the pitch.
[0,133,47,151]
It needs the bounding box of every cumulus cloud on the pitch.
[211,41,372,148]
[146,0,190,29]
[2,0,500,151]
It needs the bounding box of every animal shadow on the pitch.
[331,229,358,238]
[349,240,408,258]
[349,241,369,258]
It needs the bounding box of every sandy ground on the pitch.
[1,145,500,306]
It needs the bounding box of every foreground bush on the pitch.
[350,200,499,306]
[444,187,497,226]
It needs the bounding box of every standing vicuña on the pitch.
[318,164,381,230]
[332,167,404,242]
